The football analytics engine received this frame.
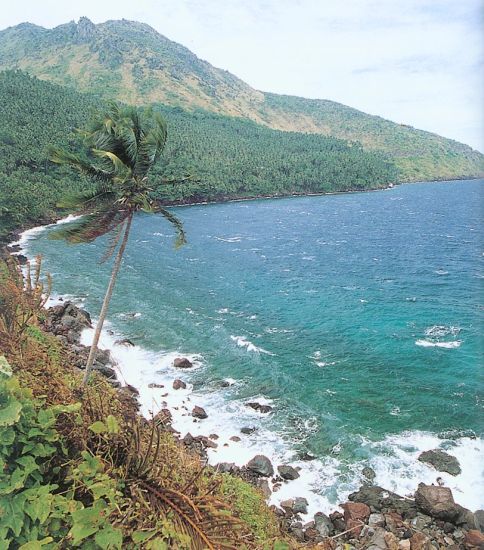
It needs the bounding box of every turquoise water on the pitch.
[25,179,483,510]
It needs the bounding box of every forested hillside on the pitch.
[0,71,398,240]
[0,18,483,182]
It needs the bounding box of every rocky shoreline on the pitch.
[29,298,484,549]
[4,221,484,549]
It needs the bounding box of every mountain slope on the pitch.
[0,17,483,182]
[0,70,397,239]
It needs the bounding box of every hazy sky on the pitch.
[2,0,483,151]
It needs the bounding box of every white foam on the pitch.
[416,339,462,349]
[424,325,461,338]
[9,214,83,253]
[78,321,484,515]
[230,335,275,355]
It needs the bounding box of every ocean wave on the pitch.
[78,321,484,515]
[214,236,243,243]
[424,325,461,338]
[416,339,462,349]
[230,335,275,355]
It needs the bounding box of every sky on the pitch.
[1,0,483,151]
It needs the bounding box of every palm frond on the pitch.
[49,209,129,243]
[50,148,114,183]
[150,206,186,248]
[92,149,130,177]
[134,113,167,177]
[57,186,116,211]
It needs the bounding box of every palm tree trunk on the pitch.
[82,213,133,385]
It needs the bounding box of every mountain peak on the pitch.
[0,17,482,181]
[76,16,96,41]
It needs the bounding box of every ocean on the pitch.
[19,179,484,515]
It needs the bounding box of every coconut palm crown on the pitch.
[50,101,190,384]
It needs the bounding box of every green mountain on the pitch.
[0,17,482,182]
[0,70,397,240]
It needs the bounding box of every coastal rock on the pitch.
[418,449,462,476]
[123,384,139,396]
[414,483,460,522]
[192,405,208,419]
[241,426,256,434]
[277,464,300,480]
[409,531,433,550]
[194,435,217,449]
[464,530,484,548]
[475,510,484,531]
[173,379,186,390]
[46,302,92,343]
[246,455,274,477]
[256,479,272,499]
[173,357,193,369]
[368,513,385,528]
[366,527,388,550]
[94,364,116,379]
[349,485,418,518]
[245,401,273,414]
[298,451,316,461]
[115,338,135,347]
[153,408,172,428]
[229,436,241,442]
[280,497,308,515]
[313,512,334,537]
[216,462,238,474]
[342,501,371,537]
[362,466,376,484]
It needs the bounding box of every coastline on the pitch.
[3,176,483,255]
[9,217,484,520]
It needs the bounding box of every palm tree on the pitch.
[50,102,190,385]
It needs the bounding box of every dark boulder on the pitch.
[418,449,461,476]
[257,479,271,499]
[94,364,116,379]
[216,462,238,474]
[245,402,273,414]
[241,426,256,434]
[246,455,274,477]
[174,357,193,369]
[414,483,460,522]
[277,465,300,480]
[173,379,187,390]
[349,485,418,518]
[192,405,208,419]
[313,512,333,537]
[115,338,135,347]
[281,497,308,515]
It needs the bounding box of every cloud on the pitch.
[1,0,482,150]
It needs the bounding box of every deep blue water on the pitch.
[26,179,484,510]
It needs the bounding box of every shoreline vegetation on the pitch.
[2,214,483,548]
[1,176,482,252]
[1,69,483,246]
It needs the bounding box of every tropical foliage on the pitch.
[0,257,288,548]
[0,70,399,241]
